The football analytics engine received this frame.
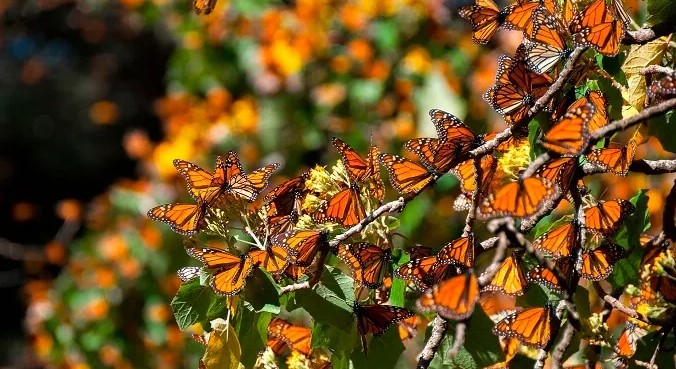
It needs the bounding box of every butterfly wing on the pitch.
[379,153,435,195]
[177,266,201,282]
[394,256,454,291]
[248,245,289,275]
[320,186,365,227]
[147,203,205,235]
[526,265,564,293]
[459,0,503,44]
[416,272,480,320]
[337,243,390,289]
[576,243,625,281]
[481,254,529,296]
[584,199,635,236]
[532,222,577,259]
[437,235,475,268]
[570,0,625,56]
[275,230,328,267]
[354,303,415,337]
[492,306,554,349]
[541,100,593,156]
[188,246,254,296]
[480,177,557,219]
[173,159,222,202]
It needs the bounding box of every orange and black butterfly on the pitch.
[586,139,638,176]
[398,315,422,342]
[648,73,676,101]
[479,177,558,219]
[459,0,554,44]
[535,157,578,194]
[437,235,475,268]
[186,245,255,296]
[450,155,499,211]
[265,210,300,236]
[314,183,366,227]
[525,9,573,74]
[492,305,556,349]
[582,90,609,133]
[379,153,438,196]
[193,0,217,14]
[273,229,329,267]
[248,244,290,275]
[584,199,635,237]
[336,243,391,289]
[640,235,676,303]
[394,256,456,291]
[484,47,554,125]
[575,243,625,281]
[527,265,565,294]
[332,137,385,202]
[416,271,480,320]
[353,302,414,354]
[570,0,625,57]
[532,222,578,259]
[267,318,312,356]
[147,202,210,236]
[611,322,648,367]
[505,0,557,37]
[482,253,529,296]
[264,173,308,217]
[282,264,307,282]
[540,100,594,156]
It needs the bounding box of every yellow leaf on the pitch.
[202,318,241,369]
[621,38,668,111]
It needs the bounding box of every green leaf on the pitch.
[234,303,271,368]
[647,0,676,26]
[311,322,358,369]
[397,196,431,235]
[243,269,281,314]
[388,251,409,307]
[349,80,384,105]
[608,190,650,287]
[295,266,354,330]
[462,309,502,367]
[528,118,545,159]
[351,322,406,369]
[372,20,400,51]
[171,278,217,330]
[648,110,676,154]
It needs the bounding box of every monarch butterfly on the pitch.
[267,318,312,356]
[398,315,422,342]
[535,157,578,194]
[273,229,329,267]
[213,151,279,202]
[570,0,625,56]
[314,184,365,227]
[416,271,480,320]
[336,243,391,289]
[437,235,475,268]
[611,322,647,367]
[378,153,437,196]
[485,338,520,369]
[640,235,676,303]
[147,202,209,236]
[283,264,307,282]
[525,10,573,74]
[265,210,300,236]
[459,0,555,44]
[479,177,558,219]
[505,0,556,37]
[450,155,498,211]
[266,335,288,356]
[540,101,594,156]
[353,302,414,354]
[584,90,609,133]
[186,246,255,296]
[484,47,554,125]
[177,266,201,282]
[586,139,638,176]
[527,265,565,294]
[394,256,456,291]
[648,73,676,101]
[584,199,635,236]
[332,137,385,202]
[576,243,625,281]
[193,0,217,14]
[482,253,529,296]
[248,244,290,275]
[492,306,556,349]
[406,245,433,260]
[264,173,308,216]
[532,222,578,259]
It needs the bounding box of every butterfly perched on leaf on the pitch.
[437,235,475,268]
[583,199,635,237]
[416,271,480,320]
[267,318,312,356]
[492,305,556,349]
[332,137,385,202]
[394,255,457,291]
[481,253,529,296]
[336,243,391,289]
[353,302,414,355]
[570,0,626,57]
[575,243,625,281]
[273,229,329,267]
[479,177,558,219]
[186,245,255,296]
[540,99,594,156]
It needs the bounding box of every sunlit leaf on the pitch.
[202,318,241,369]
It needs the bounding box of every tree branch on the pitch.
[416,316,448,369]
[624,24,676,45]
[551,323,576,369]
[591,98,676,142]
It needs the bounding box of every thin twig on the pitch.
[477,229,510,286]
[624,24,676,45]
[278,248,329,295]
[447,322,467,357]
[534,349,549,369]
[416,316,448,369]
[600,294,669,326]
[329,197,406,248]
[551,323,575,369]
[640,65,675,75]
[591,98,676,142]
[521,152,551,179]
